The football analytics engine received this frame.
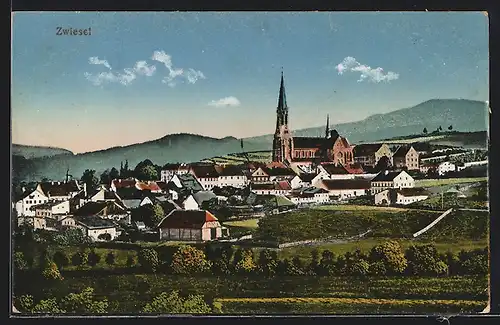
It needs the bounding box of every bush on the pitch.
[126,254,138,268]
[42,261,63,281]
[369,240,407,275]
[14,251,28,270]
[105,252,116,266]
[318,250,336,276]
[72,249,90,267]
[369,261,387,276]
[350,259,370,276]
[170,245,212,275]
[257,249,279,276]
[87,250,101,267]
[405,244,447,276]
[138,248,159,273]
[234,248,256,274]
[460,254,488,275]
[53,251,70,268]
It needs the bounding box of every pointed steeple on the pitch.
[325,114,330,138]
[277,68,287,111]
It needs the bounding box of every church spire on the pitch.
[325,114,330,138]
[277,68,287,113]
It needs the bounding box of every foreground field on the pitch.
[217,297,486,314]
[14,273,488,314]
[416,177,487,188]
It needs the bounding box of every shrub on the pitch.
[369,261,387,276]
[126,254,138,268]
[405,244,446,276]
[461,254,488,275]
[142,290,213,314]
[52,251,70,268]
[318,250,336,276]
[170,245,211,275]
[350,259,370,276]
[138,248,159,273]
[42,261,63,281]
[87,250,101,267]
[14,251,28,270]
[72,249,90,267]
[105,252,115,266]
[234,248,256,274]
[369,240,407,275]
[257,249,279,276]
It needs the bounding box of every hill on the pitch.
[13,133,270,182]
[12,144,73,159]
[12,98,488,182]
[366,131,488,149]
[245,99,488,146]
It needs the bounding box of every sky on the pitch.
[11,12,489,153]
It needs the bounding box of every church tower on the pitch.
[272,70,293,163]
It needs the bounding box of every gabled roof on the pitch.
[74,201,127,216]
[353,143,384,156]
[75,216,116,229]
[371,171,404,182]
[218,165,246,176]
[16,188,47,202]
[344,163,365,175]
[252,181,291,191]
[120,199,142,209]
[393,145,415,158]
[30,200,68,210]
[115,187,146,200]
[321,164,349,175]
[321,179,371,190]
[190,165,220,178]
[298,173,317,183]
[157,209,218,229]
[111,178,137,189]
[192,191,217,205]
[262,166,297,177]
[136,181,161,192]
[397,188,429,197]
[176,174,204,192]
[39,180,80,197]
[293,137,329,149]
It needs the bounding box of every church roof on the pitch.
[353,143,383,156]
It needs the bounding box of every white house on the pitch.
[316,179,371,200]
[38,180,83,201]
[370,170,415,195]
[15,188,49,217]
[182,194,200,210]
[32,200,70,219]
[160,163,190,182]
[316,164,356,180]
[375,188,429,206]
[287,187,330,205]
[438,161,456,176]
[75,216,117,241]
[59,216,77,229]
[218,165,249,188]
[290,173,317,189]
[189,164,221,190]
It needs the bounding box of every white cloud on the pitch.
[336,56,399,83]
[84,70,136,86]
[152,50,205,87]
[133,60,156,76]
[88,56,112,70]
[208,96,241,108]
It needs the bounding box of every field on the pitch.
[203,151,272,165]
[14,272,488,314]
[416,177,487,188]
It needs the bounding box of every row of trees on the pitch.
[422,125,454,134]
[22,241,485,277]
[15,288,220,314]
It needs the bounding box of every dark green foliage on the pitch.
[81,169,99,191]
[318,250,336,276]
[72,249,90,267]
[126,255,138,268]
[405,244,448,276]
[53,251,70,268]
[105,252,116,266]
[87,250,101,267]
[369,240,407,275]
[257,249,279,276]
[138,248,159,273]
[14,251,28,270]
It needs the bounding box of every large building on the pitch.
[272,72,354,167]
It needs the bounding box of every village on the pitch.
[12,73,488,246]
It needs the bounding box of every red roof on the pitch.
[112,179,137,189]
[344,164,364,174]
[136,181,162,192]
[157,210,218,229]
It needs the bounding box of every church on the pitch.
[272,71,355,169]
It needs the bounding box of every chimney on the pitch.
[385,170,389,175]
[51,181,54,185]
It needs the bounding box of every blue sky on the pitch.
[11,12,489,153]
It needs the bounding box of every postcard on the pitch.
[11,11,490,315]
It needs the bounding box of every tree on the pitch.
[109,167,120,181]
[369,240,407,275]
[234,248,256,274]
[138,248,159,272]
[350,259,370,276]
[14,251,28,271]
[405,244,448,276]
[318,250,336,275]
[87,250,101,267]
[307,249,320,275]
[257,249,279,276]
[423,127,428,134]
[60,287,108,313]
[136,165,159,181]
[438,125,443,131]
[448,125,453,131]
[81,169,99,191]
[100,169,111,185]
[42,261,64,281]
[170,245,211,275]
[149,204,165,228]
[142,291,214,314]
[72,249,90,267]
[53,251,70,268]
[105,252,115,266]
[127,255,138,268]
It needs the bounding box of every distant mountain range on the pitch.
[12,98,488,182]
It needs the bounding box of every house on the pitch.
[74,201,131,224]
[139,195,169,207]
[136,181,162,193]
[189,164,221,190]
[38,180,83,201]
[14,188,49,217]
[74,216,118,241]
[182,194,200,210]
[438,161,457,176]
[217,165,249,188]
[157,209,228,241]
[110,178,138,192]
[392,145,420,171]
[250,166,297,183]
[79,187,120,208]
[290,173,317,189]
[59,216,78,230]
[254,195,296,214]
[251,181,292,195]
[375,188,429,206]
[370,170,415,194]
[353,143,393,167]
[135,221,147,232]
[317,179,371,200]
[170,174,204,193]
[344,163,365,175]
[287,187,330,205]
[192,191,218,208]
[160,163,190,182]
[420,162,438,175]
[31,200,70,220]
[317,164,355,180]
